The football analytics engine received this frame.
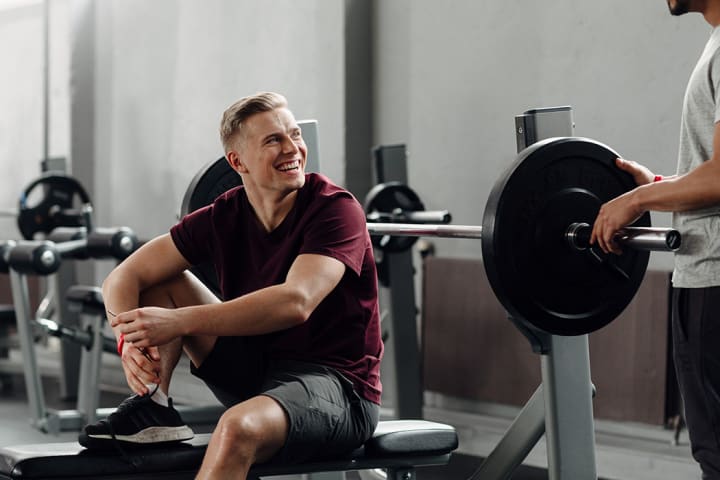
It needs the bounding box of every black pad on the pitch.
[0,305,14,324]
[65,286,105,316]
[0,420,457,479]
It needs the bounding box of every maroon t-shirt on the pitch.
[170,173,383,404]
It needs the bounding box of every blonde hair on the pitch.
[219,92,288,152]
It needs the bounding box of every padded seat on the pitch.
[0,305,15,356]
[0,420,458,479]
[65,286,104,316]
[0,305,14,324]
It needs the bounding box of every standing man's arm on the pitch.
[591,121,720,253]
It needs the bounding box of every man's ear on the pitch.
[226,151,248,173]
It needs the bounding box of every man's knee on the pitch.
[214,397,289,462]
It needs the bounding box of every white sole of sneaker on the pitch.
[88,425,195,444]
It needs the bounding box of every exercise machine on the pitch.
[1,224,139,434]
[0,172,96,397]
[366,144,451,420]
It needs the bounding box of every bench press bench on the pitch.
[0,284,459,479]
[0,420,458,479]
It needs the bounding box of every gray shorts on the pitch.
[190,336,379,464]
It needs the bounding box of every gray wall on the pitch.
[86,0,346,241]
[0,0,70,238]
[0,0,711,273]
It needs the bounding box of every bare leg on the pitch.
[138,271,220,393]
[196,395,289,480]
[138,272,290,478]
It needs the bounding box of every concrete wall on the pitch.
[84,0,346,241]
[0,0,70,239]
[0,1,711,268]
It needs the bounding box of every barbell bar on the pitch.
[364,137,681,337]
[366,222,681,252]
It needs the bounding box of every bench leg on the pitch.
[306,473,347,479]
[386,467,414,480]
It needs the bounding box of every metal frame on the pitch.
[369,107,602,479]
[7,268,102,433]
[476,107,598,479]
[372,144,424,420]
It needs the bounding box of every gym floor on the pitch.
[0,341,698,480]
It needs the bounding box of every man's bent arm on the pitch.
[102,234,193,341]
[117,252,347,345]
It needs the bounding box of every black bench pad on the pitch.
[0,305,14,324]
[64,286,104,316]
[0,420,458,479]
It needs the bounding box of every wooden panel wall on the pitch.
[0,274,40,311]
[422,257,672,425]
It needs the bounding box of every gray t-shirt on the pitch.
[673,27,720,288]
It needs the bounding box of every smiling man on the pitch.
[79,92,383,480]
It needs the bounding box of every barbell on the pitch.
[366,136,680,337]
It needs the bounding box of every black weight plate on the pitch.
[17,174,92,240]
[364,182,424,253]
[180,157,241,296]
[482,137,650,336]
[180,157,241,217]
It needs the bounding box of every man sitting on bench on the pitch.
[79,92,384,480]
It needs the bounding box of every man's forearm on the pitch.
[181,284,309,337]
[102,272,142,341]
[634,161,720,212]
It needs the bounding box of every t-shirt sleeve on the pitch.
[300,194,368,277]
[711,46,720,123]
[169,205,214,266]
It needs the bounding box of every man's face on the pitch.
[667,0,692,15]
[232,107,307,195]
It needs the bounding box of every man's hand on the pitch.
[112,307,183,349]
[589,157,653,254]
[614,157,655,186]
[119,343,161,395]
[590,190,645,255]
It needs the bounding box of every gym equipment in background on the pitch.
[1,226,139,434]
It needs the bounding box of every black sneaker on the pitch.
[79,394,194,450]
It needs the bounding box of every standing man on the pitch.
[591,1,720,478]
[79,92,383,480]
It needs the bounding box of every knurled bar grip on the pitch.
[565,223,681,252]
